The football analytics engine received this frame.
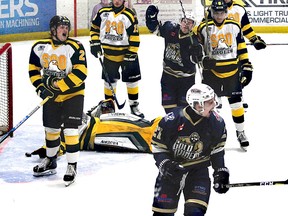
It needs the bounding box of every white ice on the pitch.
[1,34,288,216]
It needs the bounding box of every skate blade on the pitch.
[240,146,248,152]
[33,169,56,177]
[64,179,75,187]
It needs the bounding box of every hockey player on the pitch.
[90,0,144,118]
[151,83,229,216]
[197,0,252,150]
[206,0,266,50]
[145,5,204,113]
[26,99,162,158]
[206,0,266,109]
[28,15,87,186]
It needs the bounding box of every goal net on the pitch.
[0,43,13,136]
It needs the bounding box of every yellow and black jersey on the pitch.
[197,19,251,78]
[226,2,256,40]
[90,6,140,62]
[206,1,256,41]
[28,38,87,102]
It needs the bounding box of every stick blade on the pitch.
[116,99,126,110]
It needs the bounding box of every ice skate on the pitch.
[63,163,77,187]
[130,101,145,118]
[236,130,249,151]
[33,157,57,177]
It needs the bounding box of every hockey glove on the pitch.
[240,64,253,88]
[42,75,60,92]
[213,167,230,194]
[250,35,266,50]
[159,159,186,184]
[36,85,54,100]
[189,44,203,64]
[202,56,217,70]
[90,40,102,58]
[145,5,159,32]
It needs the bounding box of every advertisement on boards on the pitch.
[0,0,56,35]
[244,0,288,26]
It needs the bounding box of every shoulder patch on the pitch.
[164,112,175,122]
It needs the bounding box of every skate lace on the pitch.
[39,157,51,168]
[131,103,142,115]
[65,164,76,176]
[237,131,247,141]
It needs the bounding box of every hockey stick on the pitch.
[247,42,288,46]
[98,57,126,110]
[0,97,49,144]
[178,0,203,81]
[225,179,288,188]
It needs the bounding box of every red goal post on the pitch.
[0,43,13,136]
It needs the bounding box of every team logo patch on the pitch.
[164,112,175,121]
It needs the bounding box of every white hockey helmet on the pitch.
[186,83,216,115]
[184,11,196,22]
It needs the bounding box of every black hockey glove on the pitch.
[250,35,266,50]
[213,167,230,194]
[42,75,60,92]
[145,5,159,32]
[240,64,253,88]
[36,85,54,100]
[159,159,186,184]
[202,56,217,70]
[90,40,102,58]
[189,44,203,64]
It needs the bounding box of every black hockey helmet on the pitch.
[211,0,228,12]
[49,15,71,33]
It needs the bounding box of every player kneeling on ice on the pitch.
[151,83,230,216]
[27,99,162,158]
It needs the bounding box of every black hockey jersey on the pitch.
[152,106,227,170]
[157,21,199,77]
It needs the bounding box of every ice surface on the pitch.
[1,34,288,216]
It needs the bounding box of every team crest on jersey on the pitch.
[164,112,175,121]
[211,37,233,55]
[172,132,203,160]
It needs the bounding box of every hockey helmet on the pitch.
[186,83,216,115]
[180,11,196,32]
[211,0,228,12]
[49,15,71,33]
[183,11,196,23]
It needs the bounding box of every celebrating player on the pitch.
[145,5,204,113]
[151,83,229,216]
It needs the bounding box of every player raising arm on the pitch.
[146,5,204,113]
